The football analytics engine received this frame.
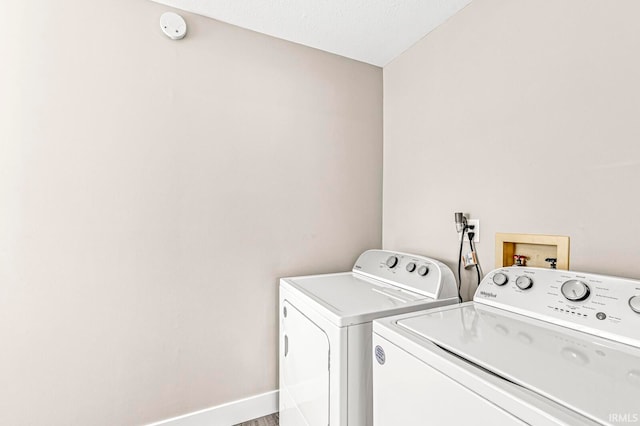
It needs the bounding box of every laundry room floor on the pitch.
[234,412,279,426]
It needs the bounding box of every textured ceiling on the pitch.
[149,0,472,66]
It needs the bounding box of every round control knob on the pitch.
[493,272,509,286]
[629,296,640,314]
[561,280,591,302]
[417,265,429,277]
[515,276,533,290]
[386,256,398,269]
[406,262,416,272]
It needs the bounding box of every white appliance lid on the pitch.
[283,272,435,325]
[397,304,640,425]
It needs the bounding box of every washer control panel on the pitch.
[352,250,457,300]
[475,267,640,348]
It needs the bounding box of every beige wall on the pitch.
[383,0,640,300]
[0,0,382,424]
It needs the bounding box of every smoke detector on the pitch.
[160,12,187,40]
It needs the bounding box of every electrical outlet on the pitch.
[468,219,480,242]
[458,219,480,242]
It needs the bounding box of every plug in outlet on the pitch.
[458,219,480,242]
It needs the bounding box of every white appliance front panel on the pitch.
[374,310,602,426]
[280,286,348,426]
[280,301,329,426]
[347,323,373,426]
[396,304,640,425]
[372,333,525,426]
[279,250,459,426]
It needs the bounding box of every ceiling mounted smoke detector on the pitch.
[160,12,187,40]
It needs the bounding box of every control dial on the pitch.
[386,256,399,269]
[406,262,416,272]
[629,296,640,314]
[561,280,590,302]
[492,272,509,286]
[417,265,429,277]
[515,276,533,290]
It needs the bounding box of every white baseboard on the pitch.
[148,390,278,426]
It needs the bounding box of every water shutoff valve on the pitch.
[513,255,527,267]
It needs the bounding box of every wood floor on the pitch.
[234,412,279,426]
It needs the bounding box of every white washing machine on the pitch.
[279,249,458,426]
[373,266,640,425]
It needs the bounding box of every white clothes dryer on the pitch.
[279,249,458,426]
[373,266,640,425]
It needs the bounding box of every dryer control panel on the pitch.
[475,267,640,348]
[352,250,457,300]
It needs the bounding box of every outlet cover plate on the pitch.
[458,219,480,242]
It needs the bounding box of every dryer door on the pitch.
[280,301,330,426]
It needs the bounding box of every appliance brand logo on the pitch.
[375,345,386,365]
[479,291,498,298]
